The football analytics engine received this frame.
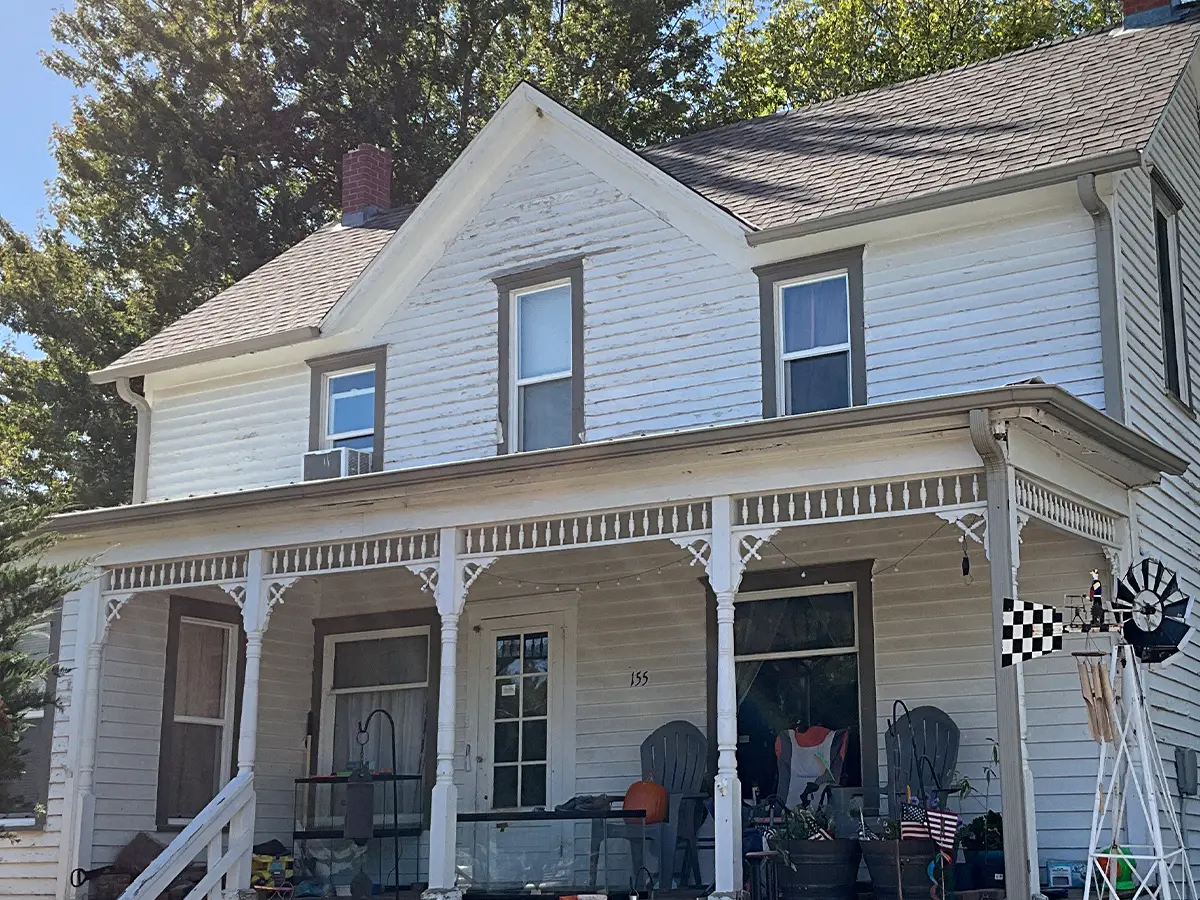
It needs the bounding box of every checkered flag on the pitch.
[1002,597,1064,667]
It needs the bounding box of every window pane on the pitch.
[1156,210,1181,397]
[163,722,222,819]
[735,654,861,796]
[331,686,427,778]
[332,634,428,690]
[175,622,228,719]
[517,284,572,379]
[521,765,547,807]
[787,351,850,415]
[494,765,519,808]
[523,720,547,762]
[495,678,521,719]
[330,390,374,436]
[734,593,856,656]
[522,675,547,717]
[523,633,549,673]
[519,378,573,451]
[496,635,522,675]
[781,276,849,353]
[495,722,520,763]
[333,434,374,451]
[329,370,375,394]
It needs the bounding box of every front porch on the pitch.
[52,392,1177,900]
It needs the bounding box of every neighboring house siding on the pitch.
[1115,56,1200,862]
[864,200,1105,408]
[375,138,760,470]
[146,364,310,501]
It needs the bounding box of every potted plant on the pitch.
[774,808,862,900]
[959,811,1004,889]
[859,819,939,900]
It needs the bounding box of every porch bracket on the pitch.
[970,410,1039,900]
[935,509,987,555]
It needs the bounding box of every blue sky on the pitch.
[0,3,76,357]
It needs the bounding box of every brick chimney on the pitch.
[1124,0,1176,27]
[341,143,392,225]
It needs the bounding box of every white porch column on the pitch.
[228,550,297,891]
[971,410,1038,900]
[65,573,107,896]
[708,498,742,898]
[424,528,498,900]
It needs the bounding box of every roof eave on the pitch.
[745,149,1144,246]
[49,384,1186,533]
[91,325,323,384]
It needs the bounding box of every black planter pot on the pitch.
[964,849,1005,889]
[860,839,938,900]
[776,839,863,900]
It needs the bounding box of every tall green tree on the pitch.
[0,498,84,835]
[709,0,1121,121]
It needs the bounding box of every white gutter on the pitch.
[114,377,151,504]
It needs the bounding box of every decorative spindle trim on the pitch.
[1013,473,1119,546]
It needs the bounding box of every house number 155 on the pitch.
[630,671,650,687]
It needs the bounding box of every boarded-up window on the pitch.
[157,598,243,827]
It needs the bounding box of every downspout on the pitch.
[115,377,150,504]
[969,409,1039,900]
[1077,174,1126,423]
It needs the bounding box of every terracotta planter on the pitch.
[776,838,862,900]
[860,839,938,900]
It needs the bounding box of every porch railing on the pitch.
[120,771,255,900]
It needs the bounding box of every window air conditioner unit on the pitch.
[303,447,373,481]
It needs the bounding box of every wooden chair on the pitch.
[590,720,708,889]
[884,705,960,814]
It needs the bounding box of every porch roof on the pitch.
[51,384,1186,537]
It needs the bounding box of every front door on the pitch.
[468,610,572,888]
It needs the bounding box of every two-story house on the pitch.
[7,1,1200,898]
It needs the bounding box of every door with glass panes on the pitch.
[470,613,569,887]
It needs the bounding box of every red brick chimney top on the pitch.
[342,144,391,225]
[1123,0,1176,26]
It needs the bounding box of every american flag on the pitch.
[900,803,960,855]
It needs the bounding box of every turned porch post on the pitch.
[709,497,743,899]
[971,410,1038,900]
[66,574,106,897]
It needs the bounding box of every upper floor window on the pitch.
[1152,174,1190,406]
[757,248,866,418]
[496,261,584,453]
[307,347,387,469]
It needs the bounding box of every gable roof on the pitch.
[643,16,1200,236]
[93,16,1200,382]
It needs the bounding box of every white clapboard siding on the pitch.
[864,200,1105,408]
[146,363,310,501]
[375,138,761,469]
[1114,55,1200,863]
[0,595,79,900]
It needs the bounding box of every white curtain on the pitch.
[333,687,428,818]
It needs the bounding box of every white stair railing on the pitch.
[120,772,255,900]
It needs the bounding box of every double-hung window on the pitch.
[308,347,386,468]
[758,248,865,418]
[1153,175,1191,406]
[0,611,58,828]
[157,599,242,827]
[497,261,584,452]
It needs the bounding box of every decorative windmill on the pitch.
[1000,559,1196,900]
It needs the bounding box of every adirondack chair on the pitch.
[590,720,708,889]
[884,705,960,814]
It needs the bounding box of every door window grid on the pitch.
[775,272,852,416]
[492,631,550,809]
[323,366,376,451]
[167,617,238,826]
[511,281,573,452]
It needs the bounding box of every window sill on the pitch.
[0,815,44,830]
[1162,389,1197,421]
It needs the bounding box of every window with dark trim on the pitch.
[307,347,387,469]
[0,606,60,828]
[706,562,878,802]
[309,609,440,826]
[756,248,867,418]
[157,597,244,829]
[1152,174,1191,407]
[495,260,585,453]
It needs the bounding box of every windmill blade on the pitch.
[1163,598,1190,624]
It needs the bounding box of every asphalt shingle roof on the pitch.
[100,17,1200,376]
